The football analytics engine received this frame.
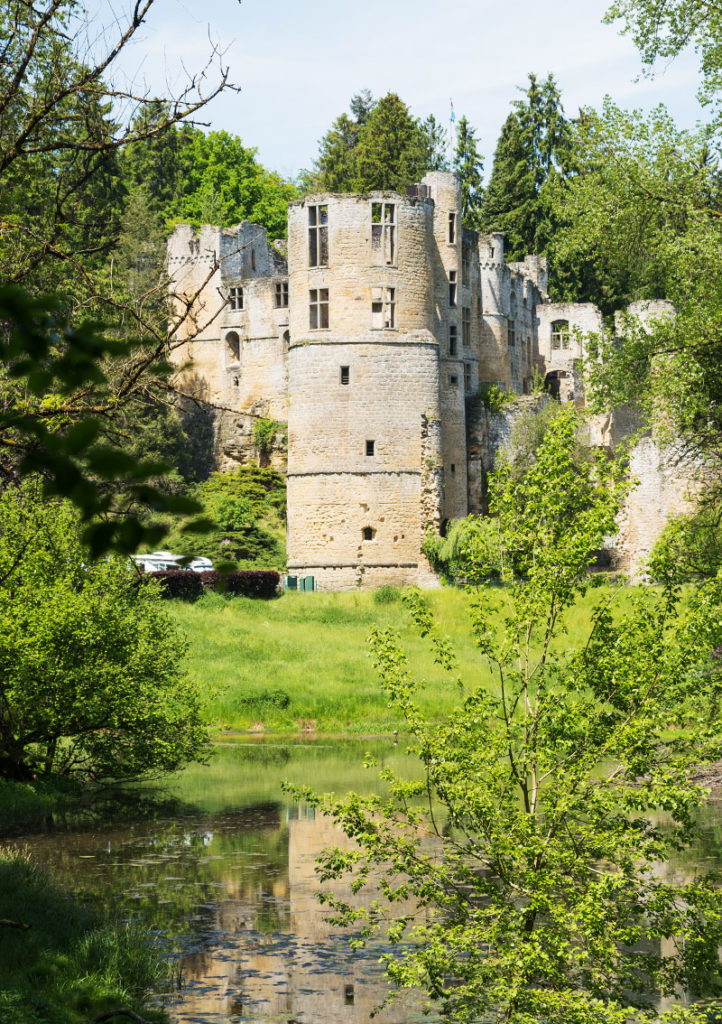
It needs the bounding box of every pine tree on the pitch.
[480,74,572,261]
[453,116,484,229]
[310,92,447,193]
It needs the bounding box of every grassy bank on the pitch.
[0,848,168,1024]
[170,582,630,734]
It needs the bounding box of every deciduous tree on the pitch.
[0,482,209,780]
[294,408,722,1024]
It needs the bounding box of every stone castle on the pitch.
[168,171,688,589]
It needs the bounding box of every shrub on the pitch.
[373,584,402,604]
[235,688,291,711]
[199,569,280,598]
[148,569,203,600]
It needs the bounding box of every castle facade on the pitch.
[168,171,683,589]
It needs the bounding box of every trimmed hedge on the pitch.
[147,570,203,600]
[199,570,280,599]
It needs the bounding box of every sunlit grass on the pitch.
[168,581,642,734]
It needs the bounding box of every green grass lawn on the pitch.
[169,581,636,735]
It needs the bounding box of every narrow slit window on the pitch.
[250,249,256,272]
[371,202,396,264]
[462,306,471,348]
[366,440,375,456]
[308,204,329,267]
[450,463,456,474]
[464,363,471,391]
[340,365,349,385]
[309,288,329,329]
[508,322,516,347]
[462,250,471,286]
[228,286,243,311]
[449,324,458,356]
[448,211,456,244]
[275,281,289,307]
[449,270,457,307]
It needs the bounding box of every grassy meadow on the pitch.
[169,581,633,735]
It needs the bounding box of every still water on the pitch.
[11,739,722,1023]
[13,739,430,1024]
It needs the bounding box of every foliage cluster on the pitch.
[293,409,722,1024]
[163,465,287,570]
[198,569,280,598]
[480,74,573,280]
[0,849,168,1024]
[305,91,448,193]
[0,483,208,781]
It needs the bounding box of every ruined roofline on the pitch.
[288,189,435,207]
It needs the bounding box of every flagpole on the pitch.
[449,98,457,169]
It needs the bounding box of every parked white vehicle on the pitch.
[130,551,213,573]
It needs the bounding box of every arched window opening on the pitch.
[510,288,517,317]
[226,331,240,363]
[551,320,570,350]
[362,526,375,541]
[282,330,290,351]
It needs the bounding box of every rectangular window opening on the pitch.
[340,365,349,385]
[275,281,289,307]
[449,270,457,308]
[371,202,396,264]
[371,287,395,329]
[449,374,458,385]
[462,251,471,286]
[228,286,244,311]
[308,204,329,267]
[462,306,471,349]
[449,324,458,357]
[448,211,456,244]
[366,440,375,456]
[310,288,329,329]
[464,363,471,391]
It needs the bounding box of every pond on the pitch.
[12,739,430,1024]
[10,739,722,1023]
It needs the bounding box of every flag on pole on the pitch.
[450,98,456,123]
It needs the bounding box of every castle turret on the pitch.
[285,189,445,590]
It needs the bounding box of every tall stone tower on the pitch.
[285,176,468,590]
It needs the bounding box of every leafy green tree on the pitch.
[453,115,484,229]
[547,101,704,312]
[168,130,297,240]
[550,101,722,524]
[0,482,209,780]
[605,0,722,110]
[480,74,572,270]
[163,465,287,569]
[294,408,722,1024]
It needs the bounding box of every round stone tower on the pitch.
[286,189,445,590]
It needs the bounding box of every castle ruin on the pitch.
[168,171,690,588]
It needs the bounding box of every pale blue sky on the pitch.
[101,0,706,179]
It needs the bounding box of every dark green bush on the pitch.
[148,570,203,600]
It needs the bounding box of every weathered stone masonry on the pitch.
[168,172,688,588]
